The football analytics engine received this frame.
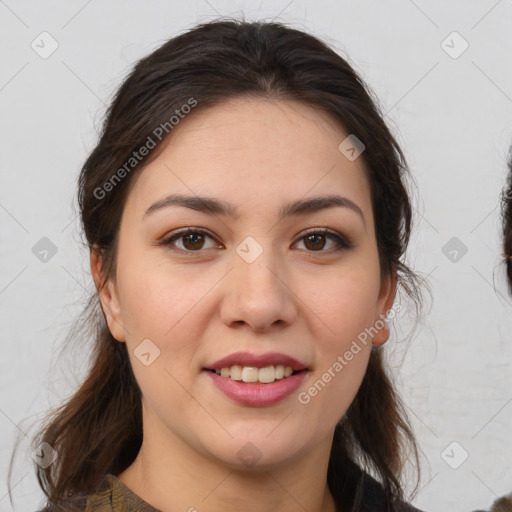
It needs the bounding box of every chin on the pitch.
[199,429,310,472]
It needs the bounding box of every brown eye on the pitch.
[160,227,353,254]
[162,228,220,252]
[296,229,353,253]
[303,233,327,251]
[181,232,206,250]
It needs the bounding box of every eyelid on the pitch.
[159,226,354,252]
[297,227,354,249]
[159,227,221,250]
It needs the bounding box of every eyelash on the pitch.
[159,227,354,254]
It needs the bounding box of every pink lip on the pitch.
[204,370,308,407]
[205,351,308,371]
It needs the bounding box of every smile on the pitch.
[211,364,296,384]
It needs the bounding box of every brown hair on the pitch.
[502,150,512,287]
[9,18,423,511]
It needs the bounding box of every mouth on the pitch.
[203,366,309,407]
[205,365,307,384]
[203,352,309,406]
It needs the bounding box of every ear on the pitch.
[90,247,127,342]
[371,268,397,347]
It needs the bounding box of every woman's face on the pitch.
[94,97,395,470]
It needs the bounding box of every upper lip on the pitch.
[205,352,308,371]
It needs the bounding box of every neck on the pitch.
[117,420,338,512]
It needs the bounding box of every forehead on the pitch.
[124,96,372,221]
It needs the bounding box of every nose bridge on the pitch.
[234,235,286,301]
[220,235,297,330]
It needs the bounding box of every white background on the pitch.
[1,1,511,511]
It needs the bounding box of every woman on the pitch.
[503,158,512,294]
[467,151,512,512]
[16,19,425,511]
[474,157,512,512]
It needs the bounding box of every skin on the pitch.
[91,96,395,512]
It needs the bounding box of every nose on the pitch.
[219,246,298,333]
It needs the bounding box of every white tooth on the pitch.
[258,366,275,383]
[241,367,259,383]
[220,365,296,383]
[230,365,242,380]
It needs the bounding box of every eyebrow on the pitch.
[143,193,365,225]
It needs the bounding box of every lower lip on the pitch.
[204,370,308,406]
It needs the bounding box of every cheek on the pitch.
[115,254,221,387]
[115,259,209,423]
[116,251,206,337]
[311,269,382,346]
[294,270,380,412]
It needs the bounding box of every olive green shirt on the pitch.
[81,476,510,512]
[83,474,161,512]
[39,472,424,512]
[37,472,511,512]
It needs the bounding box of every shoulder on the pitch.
[33,500,88,512]
[355,469,426,512]
[473,492,512,512]
[33,495,87,512]
[33,474,113,512]
[84,473,160,511]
